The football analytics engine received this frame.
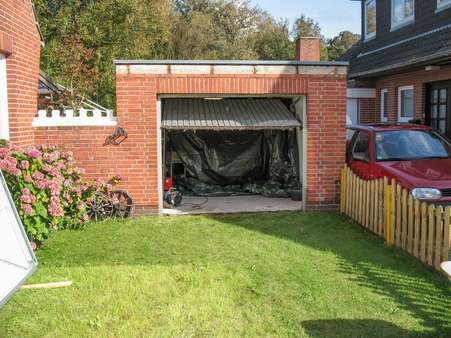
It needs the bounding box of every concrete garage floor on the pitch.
[163,195,302,215]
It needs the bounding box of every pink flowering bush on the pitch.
[0,145,91,243]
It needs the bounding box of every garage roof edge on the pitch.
[114,59,349,67]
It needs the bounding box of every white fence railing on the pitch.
[33,109,117,127]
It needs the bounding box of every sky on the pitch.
[250,0,362,39]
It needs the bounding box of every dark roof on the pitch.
[345,24,451,78]
[162,98,301,130]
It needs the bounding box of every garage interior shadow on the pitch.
[204,212,451,337]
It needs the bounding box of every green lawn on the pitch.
[1,212,450,337]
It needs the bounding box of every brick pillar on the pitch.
[295,37,321,62]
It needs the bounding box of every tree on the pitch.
[250,17,294,60]
[169,0,265,59]
[292,14,322,38]
[292,15,328,61]
[327,31,360,60]
[35,0,172,108]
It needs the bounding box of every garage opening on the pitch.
[161,97,305,214]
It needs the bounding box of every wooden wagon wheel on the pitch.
[87,192,114,222]
[111,190,133,218]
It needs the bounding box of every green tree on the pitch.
[35,0,171,108]
[170,0,264,59]
[250,17,294,60]
[327,31,360,60]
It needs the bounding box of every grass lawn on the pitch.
[0,212,450,337]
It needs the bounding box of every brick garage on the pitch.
[0,0,41,147]
[35,57,347,213]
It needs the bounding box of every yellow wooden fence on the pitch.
[340,165,451,272]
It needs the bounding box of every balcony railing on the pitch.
[33,108,117,127]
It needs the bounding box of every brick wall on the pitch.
[0,0,41,147]
[35,71,347,212]
[355,64,451,123]
[358,98,378,124]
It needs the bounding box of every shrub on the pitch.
[0,145,91,243]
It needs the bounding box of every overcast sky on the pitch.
[250,0,362,39]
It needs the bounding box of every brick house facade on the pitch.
[0,0,41,147]
[343,0,451,134]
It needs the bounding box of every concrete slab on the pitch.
[163,195,302,215]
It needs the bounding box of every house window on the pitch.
[364,0,377,40]
[391,0,414,30]
[381,89,388,122]
[437,0,451,11]
[0,54,9,140]
[398,85,414,123]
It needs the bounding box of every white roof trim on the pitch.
[347,88,376,99]
[116,64,347,76]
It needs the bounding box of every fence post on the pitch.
[435,206,443,270]
[428,205,436,267]
[421,203,428,263]
[384,179,393,245]
[340,167,345,213]
[444,207,450,263]
[407,195,414,254]
[413,200,420,258]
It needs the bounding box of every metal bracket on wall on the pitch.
[103,127,128,146]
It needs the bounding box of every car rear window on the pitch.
[375,130,451,161]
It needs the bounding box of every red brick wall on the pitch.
[0,0,41,147]
[35,72,347,212]
[295,38,321,62]
[355,65,451,123]
[358,98,377,124]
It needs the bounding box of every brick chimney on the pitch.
[295,37,320,62]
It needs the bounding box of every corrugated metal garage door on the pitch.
[162,98,301,130]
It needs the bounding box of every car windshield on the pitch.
[375,130,451,161]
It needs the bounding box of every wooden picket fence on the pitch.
[340,165,451,272]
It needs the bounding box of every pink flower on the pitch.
[46,179,62,196]
[77,202,85,210]
[48,196,63,217]
[22,203,33,215]
[0,156,19,175]
[27,149,41,159]
[24,175,33,183]
[32,171,44,180]
[35,179,46,190]
[0,148,10,158]
[20,194,32,204]
[20,160,30,169]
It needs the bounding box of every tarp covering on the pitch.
[162,98,302,130]
[169,130,301,197]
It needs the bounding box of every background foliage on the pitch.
[34,0,360,108]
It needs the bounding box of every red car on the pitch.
[346,124,451,203]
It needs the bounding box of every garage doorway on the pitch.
[159,96,305,215]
